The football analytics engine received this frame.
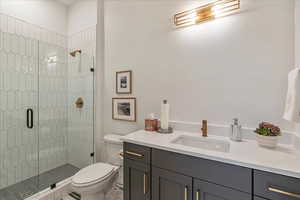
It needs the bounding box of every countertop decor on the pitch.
[254,122,281,148]
[121,130,300,179]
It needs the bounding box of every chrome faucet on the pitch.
[230,118,242,141]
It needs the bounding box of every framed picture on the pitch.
[116,70,132,94]
[112,97,136,122]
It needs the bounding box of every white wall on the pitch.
[96,0,104,162]
[296,0,300,67]
[67,0,97,55]
[0,0,98,36]
[0,0,68,35]
[67,0,97,35]
[102,0,295,138]
[295,0,300,133]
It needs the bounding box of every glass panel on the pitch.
[67,51,94,169]
[38,41,74,189]
[0,12,95,199]
[37,44,95,190]
[0,16,39,199]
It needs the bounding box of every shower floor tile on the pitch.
[0,164,79,200]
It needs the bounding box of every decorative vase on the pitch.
[256,134,278,148]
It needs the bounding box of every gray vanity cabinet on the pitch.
[254,197,267,200]
[193,179,251,200]
[152,148,252,193]
[124,143,151,200]
[124,158,150,200]
[254,170,300,200]
[152,167,193,200]
[123,142,300,200]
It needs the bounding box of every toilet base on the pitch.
[81,192,105,200]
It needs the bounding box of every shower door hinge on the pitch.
[90,68,94,72]
[50,183,56,190]
[90,152,95,157]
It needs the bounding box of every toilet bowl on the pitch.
[71,163,119,200]
[71,134,123,200]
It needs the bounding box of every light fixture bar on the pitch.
[174,0,240,27]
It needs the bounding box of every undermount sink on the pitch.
[171,135,230,153]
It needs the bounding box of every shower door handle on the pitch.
[26,108,34,129]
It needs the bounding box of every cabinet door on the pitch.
[152,167,193,200]
[254,197,267,200]
[124,158,150,200]
[254,170,300,200]
[193,179,251,200]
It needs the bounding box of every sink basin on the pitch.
[171,135,230,153]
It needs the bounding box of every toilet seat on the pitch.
[72,163,116,187]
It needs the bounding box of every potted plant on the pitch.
[254,122,281,148]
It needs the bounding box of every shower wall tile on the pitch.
[68,26,96,58]
[0,14,67,48]
[0,12,94,193]
[0,28,39,188]
[38,40,69,175]
[0,13,69,190]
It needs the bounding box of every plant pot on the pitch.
[256,134,278,148]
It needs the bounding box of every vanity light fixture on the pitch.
[174,0,240,27]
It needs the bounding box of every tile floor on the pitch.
[106,185,123,200]
[61,186,123,200]
[0,164,79,200]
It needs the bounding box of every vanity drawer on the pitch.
[152,148,252,193]
[254,170,300,200]
[124,142,151,164]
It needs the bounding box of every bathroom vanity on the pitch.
[122,130,300,200]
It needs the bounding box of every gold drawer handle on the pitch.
[268,186,300,199]
[144,173,148,194]
[196,191,200,200]
[125,151,144,158]
[184,187,188,200]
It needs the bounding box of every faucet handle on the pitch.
[201,120,208,137]
[233,118,239,126]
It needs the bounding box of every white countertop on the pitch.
[121,130,300,179]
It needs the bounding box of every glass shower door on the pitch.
[38,41,71,190]
[1,13,95,199]
[0,22,40,199]
[37,45,95,190]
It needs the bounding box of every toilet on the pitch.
[71,134,123,200]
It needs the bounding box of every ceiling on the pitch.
[56,0,77,6]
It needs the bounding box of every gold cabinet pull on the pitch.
[268,186,300,199]
[125,151,144,158]
[184,187,188,200]
[144,173,148,194]
[196,191,200,200]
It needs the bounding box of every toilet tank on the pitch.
[104,134,123,166]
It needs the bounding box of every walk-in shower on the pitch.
[0,9,96,200]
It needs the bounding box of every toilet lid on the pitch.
[72,163,115,186]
